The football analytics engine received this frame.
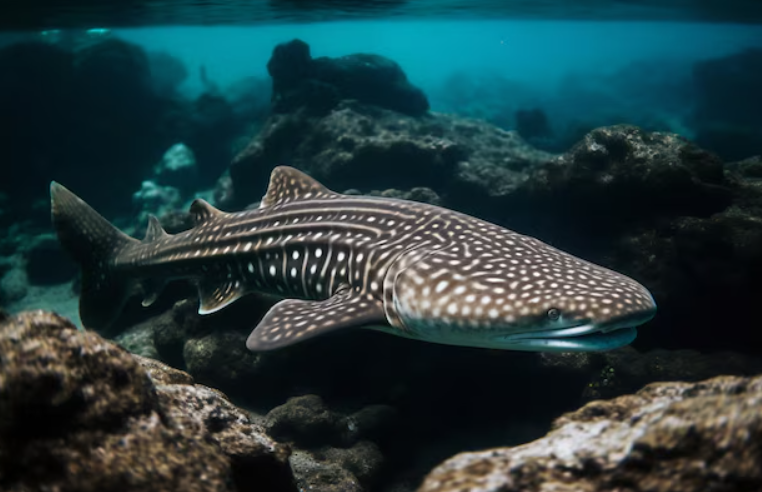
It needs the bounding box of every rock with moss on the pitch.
[420,374,762,492]
[227,100,552,209]
[266,395,394,449]
[0,310,296,492]
[265,395,392,490]
[114,321,161,359]
[539,346,762,403]
[268,38,429,118]
[0,262,28,306]
[368,187,442,206]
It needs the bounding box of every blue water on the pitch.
[116,21,762,98]
[107,20,762,149]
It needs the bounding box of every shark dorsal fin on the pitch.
[190,198,224,225]
[143,215,169,243]
[260,166,337,209]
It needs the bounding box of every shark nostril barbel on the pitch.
[50,165,656,353]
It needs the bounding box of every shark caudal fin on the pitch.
[50,182,139,330]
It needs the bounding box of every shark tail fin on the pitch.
[50,182,139,330]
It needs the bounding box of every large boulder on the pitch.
[264,395,392,491]
[499,125,732,246]
[0,310,296,492]
[420,374,762,492]
[267,39,429,117]
[227,101,552,208]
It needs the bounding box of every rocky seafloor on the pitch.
[1,35,762,492]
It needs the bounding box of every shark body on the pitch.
[51,166,656,352]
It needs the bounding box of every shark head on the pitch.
[387,232,656,352]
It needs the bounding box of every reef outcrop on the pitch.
[0,310,295,492]
[420,374,762,492]
[268,38,429,117]
[227,100,552,209]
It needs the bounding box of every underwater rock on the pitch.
[539,346,762,403]
[142,295,288,403]
[185,93,244,183]
[265,395,395,448]
[147,50,189,97]
[288,441,385,492]
[0,310,296,492]
[518,125,731,228]
[421,374,762,492]
[729,155,762,179]
[289,449,364,492]
[368,186,442,206]
[157,384,294,491]
[153,142,198,189]
[612,203,762,352]
[183,329,268,392]
[0,263,29,305]
[265,395,390,490]
[132,353,195,385]
[132,179,183,227]
[265,395,349,448]
[115,321,161,359]
[152,299,205,367]
[22,232,77,285]
[158,209,196,234]
[268,39,429,117]
[227,100,551,208]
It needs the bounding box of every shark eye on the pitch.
[547,308,561,321]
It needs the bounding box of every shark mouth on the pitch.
[493,324,638,352]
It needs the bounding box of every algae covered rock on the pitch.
[420,374,762,492]
[265,394,395,449]
[0,263,28,305]
[228,101,551,208]
[0,310,296,492]
[268,38,429,117]
[265,394,392,491]
[512,124,732,236]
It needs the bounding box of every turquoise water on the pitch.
[115,21,762,98]
[109,20,762,149]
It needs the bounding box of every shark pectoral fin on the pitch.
[140,278,168,307]
[196,278,247,315]
[246,288,386,351]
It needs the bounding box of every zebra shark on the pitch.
[51,166,656,352]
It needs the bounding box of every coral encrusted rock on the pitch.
[420,374,762,492]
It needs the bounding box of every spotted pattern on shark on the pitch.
[50,166,656,352]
